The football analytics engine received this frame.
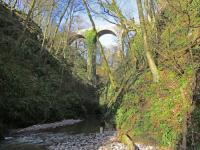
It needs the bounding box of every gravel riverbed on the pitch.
[0,119,157,150]
[1,131,128,150]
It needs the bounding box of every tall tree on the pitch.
[16,0,37,48]
[9,0,18,14]
[13,0,18,9]
[136,0,159,82]
[98,0,138,68]
[23,0,36,33]
[49,0,72,52]
[62,0,75,58]
[82,0,116,87]
[41,0,55,51]
[82,0,97,85]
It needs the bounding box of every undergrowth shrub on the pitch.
[115,67,195,148]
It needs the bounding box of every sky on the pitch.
[51,0,139,49]
[4,0,139,49]
[80,0,139,48]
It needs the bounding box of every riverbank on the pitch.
[0,118,158,150]
[1,130,127,150]
[16,119,83,133]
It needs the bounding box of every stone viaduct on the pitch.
[68,25,124,85]
[68,25,123,45]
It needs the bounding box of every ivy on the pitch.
[84,29,97,51]
[115,67,195,148]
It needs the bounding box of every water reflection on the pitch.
[0,117,102,150]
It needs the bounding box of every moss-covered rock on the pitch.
[119,134,135,150]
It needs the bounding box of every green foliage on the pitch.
[84,29,97,82]
[84,30,97,50]
[0,4,98,131]
[154,0,200,72]
[187,68,200,148]
[99,0,200,149]
[99,83,117,106]
[130,30,146,66]
[115,67,195,148]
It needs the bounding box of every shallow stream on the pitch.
[0,117,119,150]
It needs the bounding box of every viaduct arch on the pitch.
[68,25,122,45]
[67,25,123,85]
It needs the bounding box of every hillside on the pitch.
[0,3,98,136]
[0,0,200,149]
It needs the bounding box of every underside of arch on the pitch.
[97,29,117,38]
[68,34,85,45]
[68,29,118,45]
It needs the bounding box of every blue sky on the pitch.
[88,0,139,48]
[5,0,139,49]
[56,0,139,48]
[4,0,139,49]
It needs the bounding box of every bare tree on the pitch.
[49,0,72,52]
[16,0,37,48]
[97,0,138,68]
[41,0,56,51]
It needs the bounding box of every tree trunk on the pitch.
[136,0,159,82]
[41,0,55,52]
[49,0,72,52]
[23,0,36,32]
[62,1,74,58]
[16,0,36,48]
[10,0,17,14]
[56,40,62,55]
[82,0,97,85]
[13,0,17,9]
[82,0,116,87]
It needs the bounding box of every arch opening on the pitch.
[68,34,85,45]
[98,32,119,66]
[97,29,117,38]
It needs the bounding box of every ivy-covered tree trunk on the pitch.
[82,0,116,87]
[82,0,97,85]
[85,30,97,85]
[136,0,159,82]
